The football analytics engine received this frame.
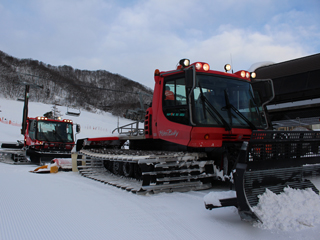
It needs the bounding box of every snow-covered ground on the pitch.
[1,97,320,240]
[0,98,132,143]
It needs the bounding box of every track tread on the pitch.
[78,149,213,194]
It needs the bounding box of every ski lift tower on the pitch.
[17,73,43,134]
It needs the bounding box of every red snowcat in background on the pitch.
[1,92,80,166]
[0,116,79,165]
[23,116,77,164]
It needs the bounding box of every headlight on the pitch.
[203,63,210,71]
[179,59,190,68]
[224,64,231,72]
[195,62,202,70]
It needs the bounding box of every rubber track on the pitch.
[78,161,147,194]
[0,150,30,165]
[79,149,213,194]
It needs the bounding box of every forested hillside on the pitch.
[0,50,153,116]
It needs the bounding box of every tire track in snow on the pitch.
[2,163,320,240]
[1,165,64,239]
[124,192,214,240]
[0,164,232,240]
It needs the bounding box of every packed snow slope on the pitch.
[1,98,320,240]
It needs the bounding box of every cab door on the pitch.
[155,74,192,146]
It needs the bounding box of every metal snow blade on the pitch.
[206,130,320,222]
[205,142,262,222]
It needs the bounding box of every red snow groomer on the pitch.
[75,59,320,221]
[24,116,77,164]
[1,116,79,165]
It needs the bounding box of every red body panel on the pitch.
[87,137,119,142]
[155,117,192,146]
[24,132,35,147]
[188,127,252,148]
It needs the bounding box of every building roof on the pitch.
[254,53,320,128]
[255,53,320,79]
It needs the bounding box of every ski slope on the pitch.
[0,98,132,143]
[1,98,320,240]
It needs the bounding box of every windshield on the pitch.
[36,121,74,142]
[192,74,267,129]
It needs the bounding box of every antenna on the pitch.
[230,54,234,73]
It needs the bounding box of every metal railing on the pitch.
[112,121,144,136]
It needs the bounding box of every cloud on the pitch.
[0,0,319,88]
[73,0,317,79]
[264,9,320,51]
[173,27,307,73]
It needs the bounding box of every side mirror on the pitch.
[185,67,194,89]
[251,79,275,105]
[76,124,81,133]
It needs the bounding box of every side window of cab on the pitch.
[162,77,189,125]
[29,120,36,140]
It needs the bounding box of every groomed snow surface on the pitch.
[1,98,320,239]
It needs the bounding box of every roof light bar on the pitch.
[179,59,190,68]
[37,116,48,120]
[193,62,210,71]
[234,70,251,80]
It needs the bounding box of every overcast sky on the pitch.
[1,0,319,88]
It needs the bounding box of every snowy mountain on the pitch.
[0,50,153,117]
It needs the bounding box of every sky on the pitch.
[0,0,319,89]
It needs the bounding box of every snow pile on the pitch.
[204,190,236,206]
[203,187,320,232]
[253,187,320,231]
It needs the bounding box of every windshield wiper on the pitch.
[54,131,66,143]
[198,84,231,131]
[223,90,257,130]
[37,133,50,142]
